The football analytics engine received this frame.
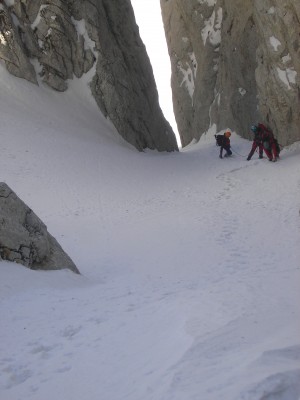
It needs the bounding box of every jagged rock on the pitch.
[161,0,300,147]
[88,0,177,151]
[212,0,260,142]
[161,0,219,147]
[253,0,300,145]
[0,182,79,274]
[0,0,178,152]
[0,2,37,84]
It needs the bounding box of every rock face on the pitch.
[0,0,177,152]
[161,0,300,147]
[0,182,79,274]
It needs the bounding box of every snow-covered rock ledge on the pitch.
[0,182,79,274]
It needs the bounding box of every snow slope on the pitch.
[0,64,300,400]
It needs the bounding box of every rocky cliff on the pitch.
[0,0,178,152]
[0,182,79,273]
[161,0,300,147]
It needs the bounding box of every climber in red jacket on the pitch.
[248,124,279,162]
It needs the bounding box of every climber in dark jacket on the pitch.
[219,131,232,159]
[247,125,264,160]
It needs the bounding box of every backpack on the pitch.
[258,123,274,139]
[258,123,272,133]
[259,123,280,154]
[215,134,224,146]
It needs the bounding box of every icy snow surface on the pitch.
[0,64,300,400]
[276,67,297,89]
[269,36,281,52]
[201,7,222,46]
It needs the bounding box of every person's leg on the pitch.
[271,142,278,160]
[224,145,232,157]
[263,147,273,161]
[247,142,257,160]
[219,146,223,158]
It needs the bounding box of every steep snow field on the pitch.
[0,64,300,400]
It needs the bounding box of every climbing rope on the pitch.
[230,147,248,158]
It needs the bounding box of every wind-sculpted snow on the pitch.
[0,65,300,400]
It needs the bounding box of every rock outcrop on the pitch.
[0,0,177,152]
[161,0,300,147]
[0,182,79,274]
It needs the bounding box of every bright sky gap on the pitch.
[131,0,181,147]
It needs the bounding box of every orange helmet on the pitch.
[224,131,231,138]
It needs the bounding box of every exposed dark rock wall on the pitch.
[0,0,178,152]
[161,0,300,147]
[0,182,79,273]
